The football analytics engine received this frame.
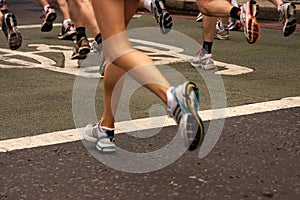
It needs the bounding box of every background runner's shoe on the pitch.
[240,0,260,44]
[151,0,173,34]
[71,36,90,60]
[215,28,229,40]
[1,13,22,50]
[71,45,87,60]
[169,82,205,151]
[191,48,216,70]
[196,12,203,22]
[77,36,90,55]
[57,22,76,40]
[0,0,8,11]
[228,18,242,31]
[84,124,116,152]
[91,41,106,77]
[215,20,229,40]
[280,2,297,37]
[41,6,56,32]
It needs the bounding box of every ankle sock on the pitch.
[44,5,51,12]
[203,41,213,54]
[167,86,176,111]
[63,19,72,27]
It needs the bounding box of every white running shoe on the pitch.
[91,41,106,77]
[41,6,56,32]
[151,0,173,34]
[57,22,76,40]
[240,0,260,44]
[215,19,229,40]
[71,36,90,60]
[227,18,242,31]
[279,2,297,37]
[169,82,205,151]
[196,12,203,22]
[1,13,22,50]
[84,124,116,152]
[190,48,216,70]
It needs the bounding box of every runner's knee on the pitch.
[102,31,134,65]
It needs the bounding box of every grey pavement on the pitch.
[0,108,299,199]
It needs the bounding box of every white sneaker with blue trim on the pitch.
[169,82,205,151]
[84,124,116,152]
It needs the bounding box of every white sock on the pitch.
[63,19,72,27]
[278,3,284,12]
[144,0,152,12]
[167,86,176,111]
[231,0,238,7]
[44,5,50,12]
[97,123,114,137]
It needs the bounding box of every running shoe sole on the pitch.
[244,0,260,44]
[41,12,56,32]
[96,142,116,153]
[71,39,90,60]
[3,13,22,50]
[282,3,297,37]
[184,83,205,151]
[71,46,87,60]
[71,53,87,60]
[214,34,229,40]
[77,37,91,56]
[159,11,173,34]
[173,82,205,151]
[8,32,22,50]
[151,0,173,34]
[78,46,90,56]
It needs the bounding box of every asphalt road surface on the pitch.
[0,1,299,199]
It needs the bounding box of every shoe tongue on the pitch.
[100,126,115,142]
[106,130,114,137]
[99,125,114,134]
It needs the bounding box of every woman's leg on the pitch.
[71,0,100,38]
[57,0,71,21]
[92,0,171,128]
[87,0,205,152]
[100,0,138,128]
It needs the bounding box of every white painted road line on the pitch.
[18,23,62,29]
[0,96,299,152]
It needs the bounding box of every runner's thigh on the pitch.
[92,0,126,39]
